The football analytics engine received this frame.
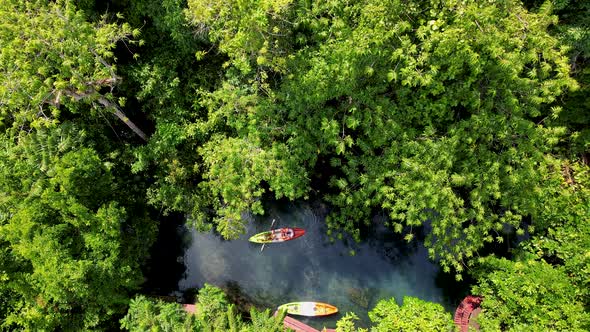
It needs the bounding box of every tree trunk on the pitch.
[97,97,148,141]
[63,90,149,141]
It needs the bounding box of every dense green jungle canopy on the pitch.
[0,0,588,330]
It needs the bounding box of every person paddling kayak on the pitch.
[249,227,305,244]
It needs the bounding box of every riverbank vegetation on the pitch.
[0,0,588,330]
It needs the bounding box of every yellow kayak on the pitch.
[277,302,338,317]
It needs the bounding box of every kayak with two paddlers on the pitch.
[248,227,305,244]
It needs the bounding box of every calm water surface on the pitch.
[179,202,450,329]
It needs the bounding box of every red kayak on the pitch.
[248,227,305,243]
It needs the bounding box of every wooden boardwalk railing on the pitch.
[283,315,321,332]
[276,311,336,332]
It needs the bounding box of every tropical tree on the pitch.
[472,256,590,331]
[334,297,453,332]
[518,157,590,304]
[367,297,454,332]
[0,124,156,330]
[0,0,147,140]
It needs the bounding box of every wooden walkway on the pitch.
[276,311,335,332]
[454,295,482,332]
[282,315,336,332]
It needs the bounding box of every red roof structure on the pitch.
[182,304,196,314]
[453,295,483,332]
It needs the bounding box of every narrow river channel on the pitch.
[176,202,454,329]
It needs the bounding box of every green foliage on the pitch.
[2,0,589,329]
[181,0,582,275]
[185,0,297,73]
[195,283,229,326]
[194,284,285,332]
[334,297,453,331]
[118,0,227,233]
[126,48,213,230]
[121,284,285,332]
[472,256,590,331]
[0,124,156,330]
[0,0,139,134]
[547,0,590,156]
[367,297,454,332]
[120,295,199,332]
[335,313,367,332]
[0,241,21,330]
[520,160,590,303]
[199,135,308,239]
[241,307,285,332]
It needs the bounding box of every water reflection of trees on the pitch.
[141,213,189,298]
[363,214,423,263]
[223,280,268,318]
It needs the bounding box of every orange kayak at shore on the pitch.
[278,302,338,317]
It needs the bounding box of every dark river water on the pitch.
[173,202,458,329]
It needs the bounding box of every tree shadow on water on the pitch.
[362,213,424,264]
[140,212,190,298]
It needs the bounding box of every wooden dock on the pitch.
[282,315,335,332]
